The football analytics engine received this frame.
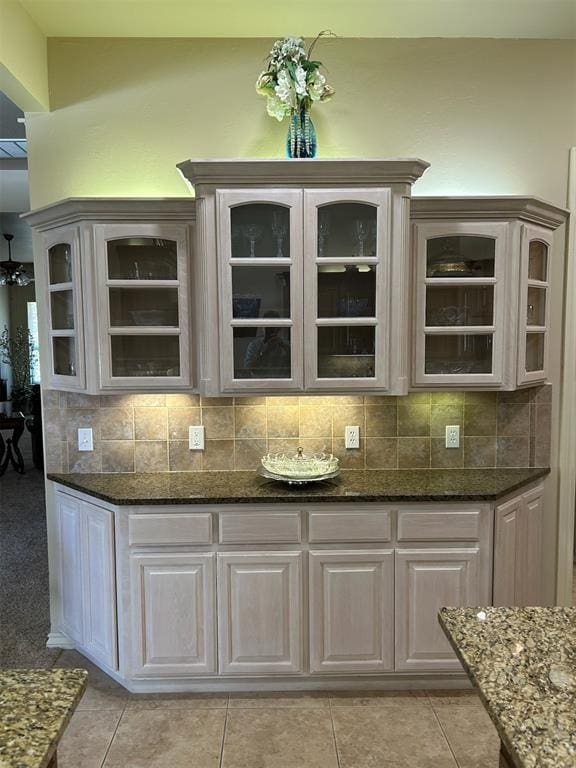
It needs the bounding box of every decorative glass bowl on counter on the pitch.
[259,446,340,485]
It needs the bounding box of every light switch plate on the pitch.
[189,425,205,450]
[345,425,360,449]
[78,428,93,451]
[445,425,460,448]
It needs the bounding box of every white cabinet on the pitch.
[411,198,566,389]
[180,158,428,395]
[24,199,195,393]
[129,552,216,676]
[217,551,303,674]
[395,548,481,671]
[309,550,394,673]
[55,492,117,669]
[494,484,544,606]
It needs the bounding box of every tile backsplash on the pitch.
[42,387,552,474]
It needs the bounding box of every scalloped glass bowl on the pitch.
[261,447,339,480]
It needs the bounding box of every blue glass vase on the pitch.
[286,109,317,158]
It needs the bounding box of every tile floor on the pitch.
[56,651,501,768]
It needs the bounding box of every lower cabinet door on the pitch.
[217,552,303,675]
[82,502,117,669]
[56,493,84,645]
[309,550,394,673]
[129,552,216,676]
[395,548,480,672]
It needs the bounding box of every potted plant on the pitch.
[0,325,37,415]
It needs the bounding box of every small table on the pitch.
[0,415,25,476]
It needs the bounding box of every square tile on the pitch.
[431,439,464,468]
[234,406,266,438]
[134,407,167,441]
[299,406,332,438]
[266,406,299,438]
[463,436,496,468]
[434,704,500,768]
[202,439,234,470]
[125,692,227,710]
[165,393,200,406]
[228,692,329,708]
[333,438,365,469]
[134,441,168,472]
[497,403,530,436]
[398,404,431,436]
[100,407,134,441]
[398,437,430,468]
[365,438,397,469]
[167,407,201,439]
[364,405,396,437]
[59,710,121,768]
[202,406,234,438]
[497,436,530,467]
[430,405,463,437]
[464,404,496,436]
[234,438,267,470]
[332,405,365,440]
[101,440,134,473]
[168,440,203,471]
[330,690,429,707]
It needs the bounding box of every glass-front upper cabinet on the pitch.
[304,190,391,390]
[217,190,303,391]
[94,224,191,389]
[412,222,508,387]
[517,225,552,385]
[44,227,86,390]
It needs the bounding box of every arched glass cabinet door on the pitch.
[412,221,508,387]
[517,226,551,385]
[217,190,303,391]
[303,189,391,390]
[44,226,86,390]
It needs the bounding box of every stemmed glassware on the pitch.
[318,212,330,258]
[271,213,287,259]
[242,225,263,258]
[354,220,370,259]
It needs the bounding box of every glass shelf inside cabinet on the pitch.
[109,287,179,327]
[53,337,76,376]
[526,333,545,372]
[232,326,291,379]
[424,334,492,375]
[232,266,291,318]
[50,290,75,330]
[425,285,493,326]
[107,238,178,280]
[110,335,180,377]
[528,241,548,281]
[318,326,375,378]
[317,203,377,259]
[426,236,495,278]
[230,204,290,259]
[318,264,376,318]
[48,243,73,284]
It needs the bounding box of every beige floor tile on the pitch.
[228,691,330,708]
[125,691,228,710]
[222,708,338,768]
[332,705,457,768]
[434,705,500,768]
[428,689,483,707]
[330,689,430,707]
[55,650,128,711]
[102,709,225,768]
[58,710,121,768]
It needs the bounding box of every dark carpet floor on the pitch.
[0,433,61,668]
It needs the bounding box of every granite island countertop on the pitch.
[440,607,576,768]
[47,467,549,506]
[0,669,87,768]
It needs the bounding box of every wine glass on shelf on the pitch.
[242,225,263,258]
[354,220,369,259]
[318,213,330,258]
[271,212,287,259]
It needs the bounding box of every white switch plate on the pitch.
[345,425,360,449]
[445,425,460,448]
[78,428,93,451]
[189,425,205,450]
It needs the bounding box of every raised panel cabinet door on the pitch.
[217,552,303,675]
[516,485,544,606]
[129,552,216,676]
[309,550,394,673]
[395,548,481,671]
[493,495,521,606]
[55,493,84,644]
[81,502,118,670]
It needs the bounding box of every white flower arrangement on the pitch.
[256,33,335,122]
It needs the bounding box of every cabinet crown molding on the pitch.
[411,196,568,230]
[22,197,196,230]
[177,158,430,193]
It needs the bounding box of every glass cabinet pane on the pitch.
[526,333,545,372]
[318,264,376,318]
[528,241,548,281]
[318,326,375,378]
[230,204,290,259]
[232,266,290,318]
[50,290,75,330]
[317,203,377,259]
[424,334,493,374]
[426,236,495,278]
[48,243,72,284]
[53,337,76,376]
[109,287,179,327]
[107,238,178,280]
[527,287,546,326]
[233,327,291,379]
[425,285,494,326]
[110,335,180,377]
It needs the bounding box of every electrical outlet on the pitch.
[445,425,460,449]
[78,428,93,451]
[345,425,360,449]
[189,425,205,450]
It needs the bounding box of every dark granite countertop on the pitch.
[0,669,87,768]
[47,467,549,506]
[440,607,576,768]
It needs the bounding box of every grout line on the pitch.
[98,704,125,768]
[218,703,229,768]
[429,702,461,768]
[328,697,342,768]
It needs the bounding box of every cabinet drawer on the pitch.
[309,511,391,543]
[397,509,482,542]
[219,512,301,544]
[128,513,212,546]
